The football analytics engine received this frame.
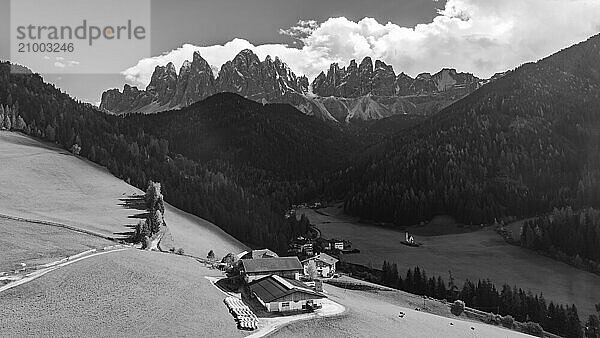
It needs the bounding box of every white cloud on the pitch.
[123,0,600,88]
[54,62,66,68]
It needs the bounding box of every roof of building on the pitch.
[239,249,279,260]
[302,253,339,265]
[248,275,326,303]
[241,257,303,274]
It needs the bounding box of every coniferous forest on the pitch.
[379,263,586,338]
[521,207,600,273]
[338,34,600,227]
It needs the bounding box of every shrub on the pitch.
[485,314,501,326]
[221,253,235,265]
[141,236,150,249]
[131,220,151,243]
[522,322,543,336]
[501,315,515,329]
[451,300,465,316]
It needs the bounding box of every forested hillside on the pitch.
[123,93,358,207]
[522,207,600,273]
[0,63,327,252]
[339,34,600,226]
[124,93,356,180]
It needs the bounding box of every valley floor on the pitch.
[296,205,600,318]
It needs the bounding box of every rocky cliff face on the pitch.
[171,52,216,107]
[311,57,481,98]
[100,52,217,114]
[101,51,484,122]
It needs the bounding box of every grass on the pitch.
[0,131,247,258]
[271,281,531,338]
[0,217,113,272]
[297,206,600,318]
[0,249,248,337]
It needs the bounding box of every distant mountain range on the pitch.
[100,50,490,123]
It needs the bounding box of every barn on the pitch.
[248,275,327,312]
[241,257,303,283]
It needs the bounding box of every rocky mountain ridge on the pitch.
[101,50,484,122]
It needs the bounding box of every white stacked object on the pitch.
[224,297,259,330]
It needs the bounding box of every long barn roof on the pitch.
[241,257,302,273]
[249,275,326,303]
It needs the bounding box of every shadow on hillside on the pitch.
[114,194,148,242]
[128,213,149,219]
[114,223,138,242]
[118,196,147,211]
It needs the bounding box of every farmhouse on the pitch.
[241,257,303,283]
[302,253,339,278]
[248,275,327,312]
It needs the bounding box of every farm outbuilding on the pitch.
[241,257,303,283]
[248,275,327,312]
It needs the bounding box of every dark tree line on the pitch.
[381,262,584,337]
[521,207,600,274]
[131,181,166,246]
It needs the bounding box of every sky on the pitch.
[1,0,600,104]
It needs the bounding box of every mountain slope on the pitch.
[339,34,600,225]
[0,62,313,252]
[124,92,358,179]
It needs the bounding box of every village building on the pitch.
[326,239,345,251]
[248,275,327,312]
[289,237,314,256]
[302,253,339,278]
[241,257,303,283]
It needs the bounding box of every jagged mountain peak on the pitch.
[232,48,261,66]
[101,51,483,124]
[359,57,374,71]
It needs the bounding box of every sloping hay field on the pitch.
[0,131,247,257]
[0,249,247,337]
[0,217,113,271]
